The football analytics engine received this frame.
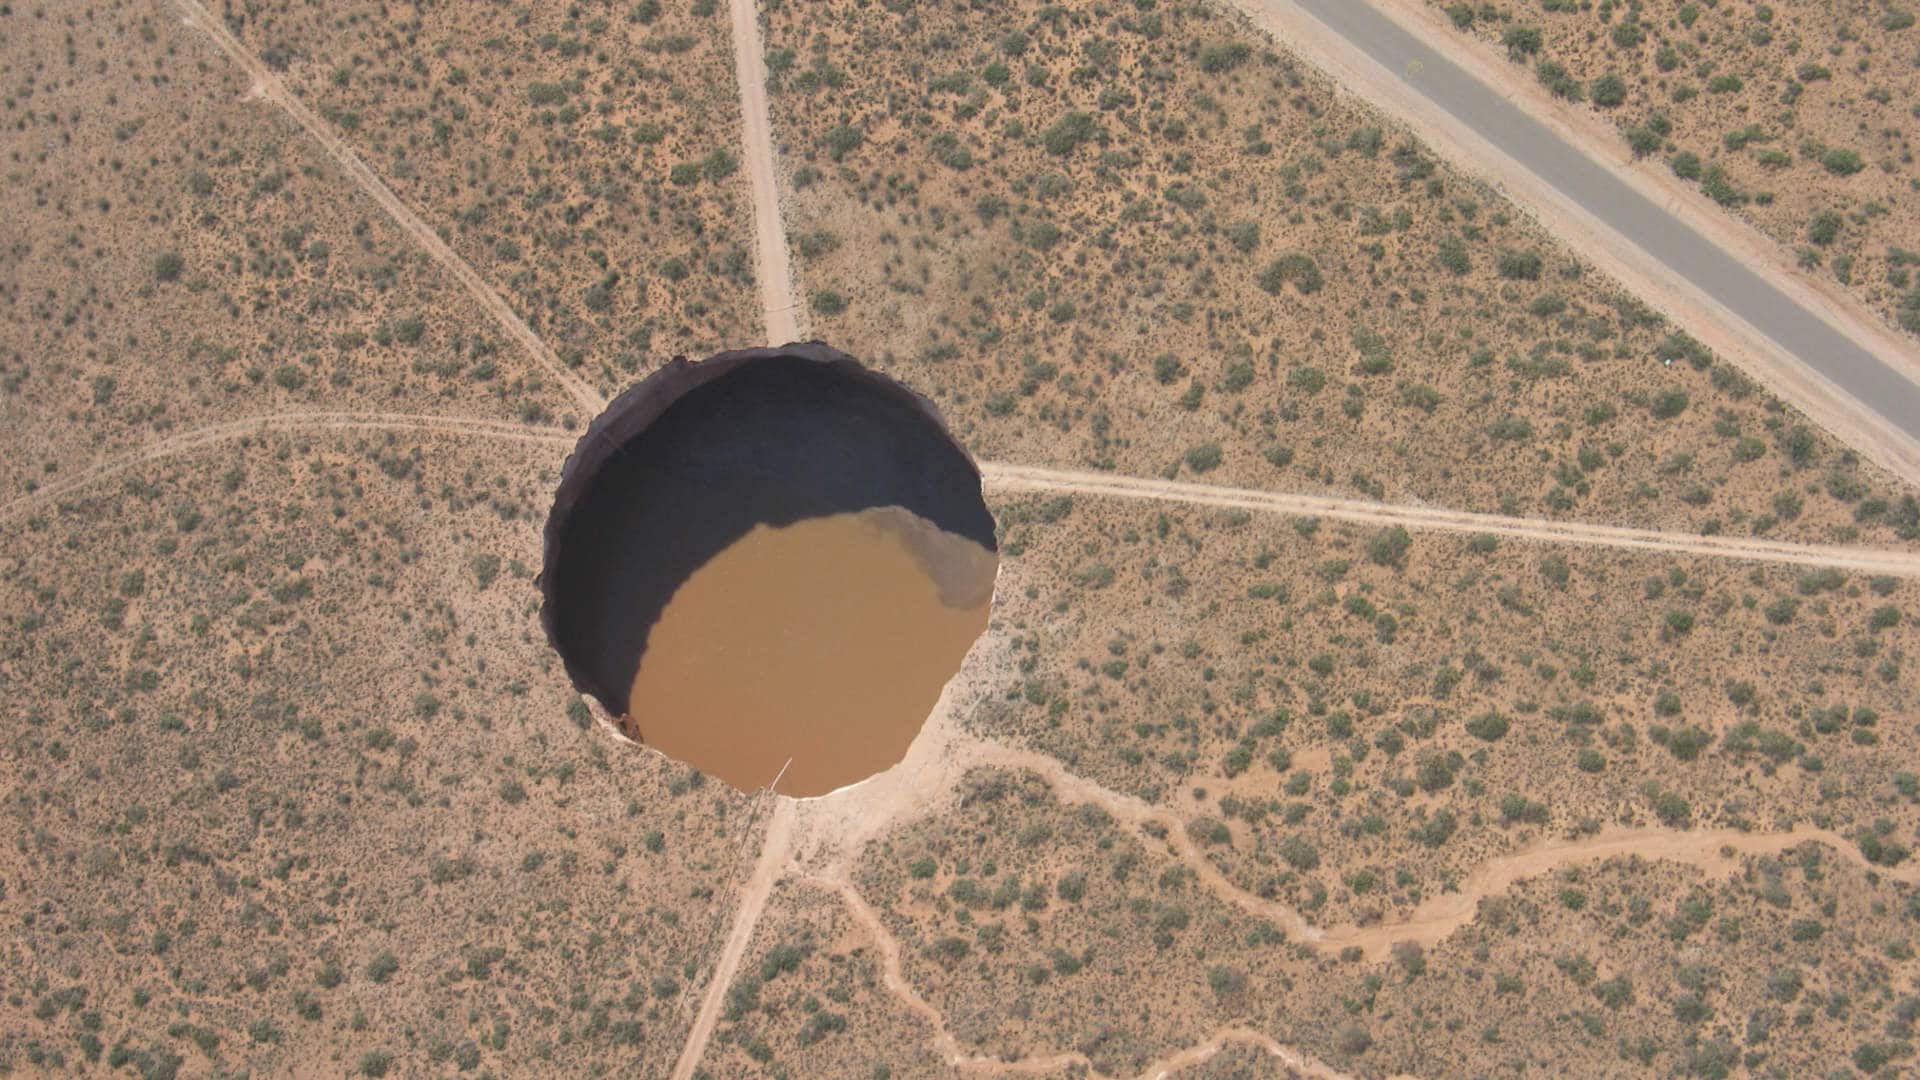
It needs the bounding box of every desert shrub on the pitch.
[1649,389,1689,419]
[1535,60,1582,100]
[1184,443,1223,473]
[1466,712,1510,741]
[1496,250,1542,280]
[1821,148,1866,176]
[1503,26,1542,59]
[1279,834,1319,870]
[1258,252,1323,295]
[822,123,863,161]
[1590,73,1626,107]
[1041,111,1101,156]
[1197,41,1251,73]
[1366,526,1411,567]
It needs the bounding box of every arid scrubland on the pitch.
[1428,0,1920,340]
[225,0,760,395]
[983,491,1920,930]
[1425,0,1920,341]
[7,0,1920,1077]
[854,762,1920,1076]
[700,877,950,1079]
[764,0,1920,546]
[0,433,763,1074]
[0,6,577,501]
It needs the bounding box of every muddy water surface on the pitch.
[626,506,995,797]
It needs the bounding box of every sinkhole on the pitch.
[539,344,999,797]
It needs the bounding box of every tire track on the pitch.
[983,462,1920,576]
[801,870,1359,1080]
[670,799,796,1080]
[166,0,607,418]
[0,411,573,524]
[12,415,1915,578]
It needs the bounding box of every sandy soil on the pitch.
[1225,0,1920,487]
[170,0,606,418]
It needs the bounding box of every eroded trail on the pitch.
[981,744,1920,961]
[801,872,1359,1080]
[167,0,606,418]
[983,462,1920,576]
[726,0,805,343]
[670,798,797,1080]
[0,412,573,524]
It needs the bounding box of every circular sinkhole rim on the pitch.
[537,341,998,799]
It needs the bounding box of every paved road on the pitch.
[1290,0,1920,440]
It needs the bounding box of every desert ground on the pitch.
[5,0,1920,1078]
[1423,0,1920,342]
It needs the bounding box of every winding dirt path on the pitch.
[983,462,1920,576]
[801,871,1359,1080]
[670,798,797,1080]
[1219,0,1920,486]
[0,411,573,525]
[166,0,606,418]
[725,0,806,344]
[979,743,1919,962]
[638,620,1920,1075]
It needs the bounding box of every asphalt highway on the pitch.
[1290,0,1920,439]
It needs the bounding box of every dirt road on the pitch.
[168,0,606,419]
[725,0,806,344]
[982,462,1920,576]
[0,412,573,525]
[669,798,796,1080]
[12,415,1918,578]
[1221,0,1920,488]
[801,872,1361,1080]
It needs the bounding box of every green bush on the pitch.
[1184,443,1223,473]
[1041,111,1101,156]
[1590,73,1627,107]
[1366,526,1412,567]
[1503,26,1542,59]
[1197,42,1252,73]
[1496,250,1542,280]
[822,123,864,161]
[1821,148,1866,176]
[1258,252,1323,295]
[1535,60,1582,100]
[1466,712,1510,741]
